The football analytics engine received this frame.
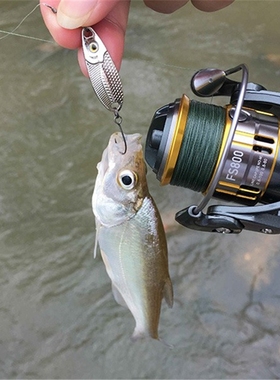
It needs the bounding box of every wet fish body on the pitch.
[92,133,173,341]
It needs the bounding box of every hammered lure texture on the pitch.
[82,27,124,112]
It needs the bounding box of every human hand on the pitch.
[40,0,234,76]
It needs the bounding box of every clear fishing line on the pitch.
[0,3,192,73]
[0,3,56,43]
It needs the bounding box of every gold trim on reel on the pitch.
[212,106,279,204]
[160,95,190,185]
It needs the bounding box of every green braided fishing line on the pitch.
[170,100,225,192]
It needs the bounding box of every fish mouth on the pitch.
[109,132,142,155]
[97,132,143,178]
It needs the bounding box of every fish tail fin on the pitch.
[131,325,158,342]
[159,337,174,350]
[131,329,174,349]
[164,277,174,308]
[131,328,150,342]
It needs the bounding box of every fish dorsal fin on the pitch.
[163,277,173,308]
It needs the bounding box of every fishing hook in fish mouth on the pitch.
[114,111,127,155]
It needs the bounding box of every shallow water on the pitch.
[1,1,280,378]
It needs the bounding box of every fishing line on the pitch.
[0,3,55,43]
[0,3,191,73]
[170,100,225,192]
[131,58,190,72]
[0,29,55,43]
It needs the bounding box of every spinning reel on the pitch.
[145,64,280,234]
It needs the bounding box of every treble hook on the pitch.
[114,111,127,155]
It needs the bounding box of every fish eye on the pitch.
[118,170,137,190]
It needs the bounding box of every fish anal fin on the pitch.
[163,277,173,308]
[112,284,128,309]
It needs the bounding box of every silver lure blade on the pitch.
[82,27,124,112]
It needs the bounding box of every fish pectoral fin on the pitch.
[112,284,128,309]
[93,219,101,259]
[93,237,98,259]
[163,277,173,308]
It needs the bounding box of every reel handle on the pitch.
[176,202,280,234]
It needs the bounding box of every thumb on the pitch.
[57,0,120,29]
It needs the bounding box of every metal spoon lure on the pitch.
[82,27,127,153]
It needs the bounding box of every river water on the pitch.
[1,1,280,378]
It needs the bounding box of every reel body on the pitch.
[145,64,280,234]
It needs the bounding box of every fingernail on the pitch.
[57,0,96,29]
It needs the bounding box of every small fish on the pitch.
[92,132,173,342]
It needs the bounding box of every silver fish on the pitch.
[92,132,173,341]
